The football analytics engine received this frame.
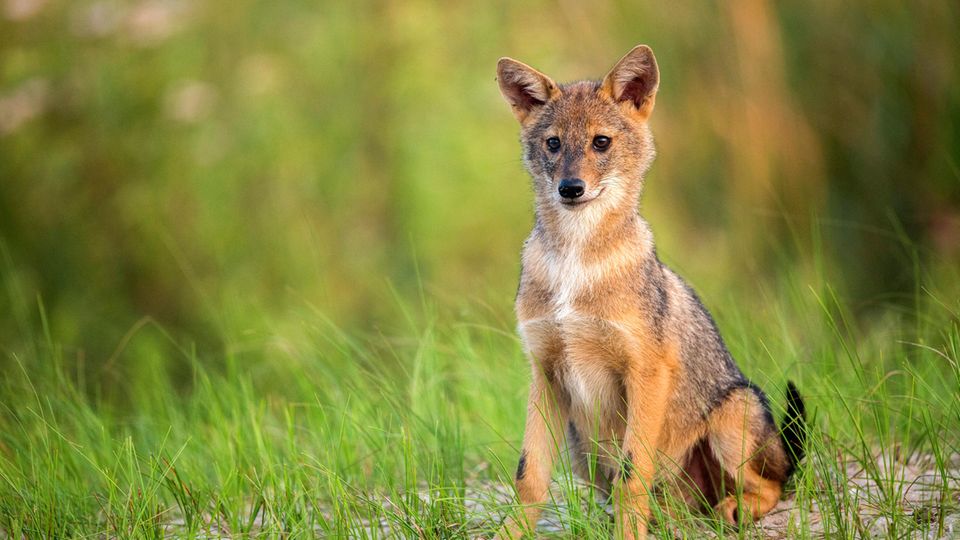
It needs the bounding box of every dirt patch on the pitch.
[754,451,960,539]
[464,451,960,538]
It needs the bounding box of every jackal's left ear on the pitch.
[497,57,560,124]
[601,45,659,122]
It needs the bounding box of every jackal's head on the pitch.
[497,45,659,228]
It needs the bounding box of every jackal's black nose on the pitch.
[558,178,585,199]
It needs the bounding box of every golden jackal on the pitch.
[493,45,806,539]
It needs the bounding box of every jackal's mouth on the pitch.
[560,188,604,208]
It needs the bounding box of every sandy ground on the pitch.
[429,451,960,539]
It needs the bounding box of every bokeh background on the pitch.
[2,0,959,368]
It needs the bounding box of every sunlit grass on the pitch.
[1,263,958,538]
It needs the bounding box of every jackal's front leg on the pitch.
[495,371,565,540]
[614,363,671,540]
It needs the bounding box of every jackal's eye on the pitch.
[592,135,611,151]
[545,137,561,153]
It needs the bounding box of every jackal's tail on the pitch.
[781,381,807,476]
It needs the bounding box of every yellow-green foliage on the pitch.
[2,1,959,359]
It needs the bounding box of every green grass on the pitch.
[2,1,960,537]
[1,262,958,539]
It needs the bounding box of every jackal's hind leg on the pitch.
[704,387,788,525]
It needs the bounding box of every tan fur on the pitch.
[494,45,800,539]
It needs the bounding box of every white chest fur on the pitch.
[542,246,593,320]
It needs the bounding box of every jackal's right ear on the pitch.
[497,58,560,124]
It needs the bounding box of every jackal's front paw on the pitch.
[615,518,648,540]
[715,496,739,525]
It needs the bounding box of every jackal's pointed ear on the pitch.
[497,57,560,124]
[601,45,659,122]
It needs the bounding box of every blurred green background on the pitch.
[2,0,959,366]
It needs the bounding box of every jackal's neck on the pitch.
[533,202,654,264]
